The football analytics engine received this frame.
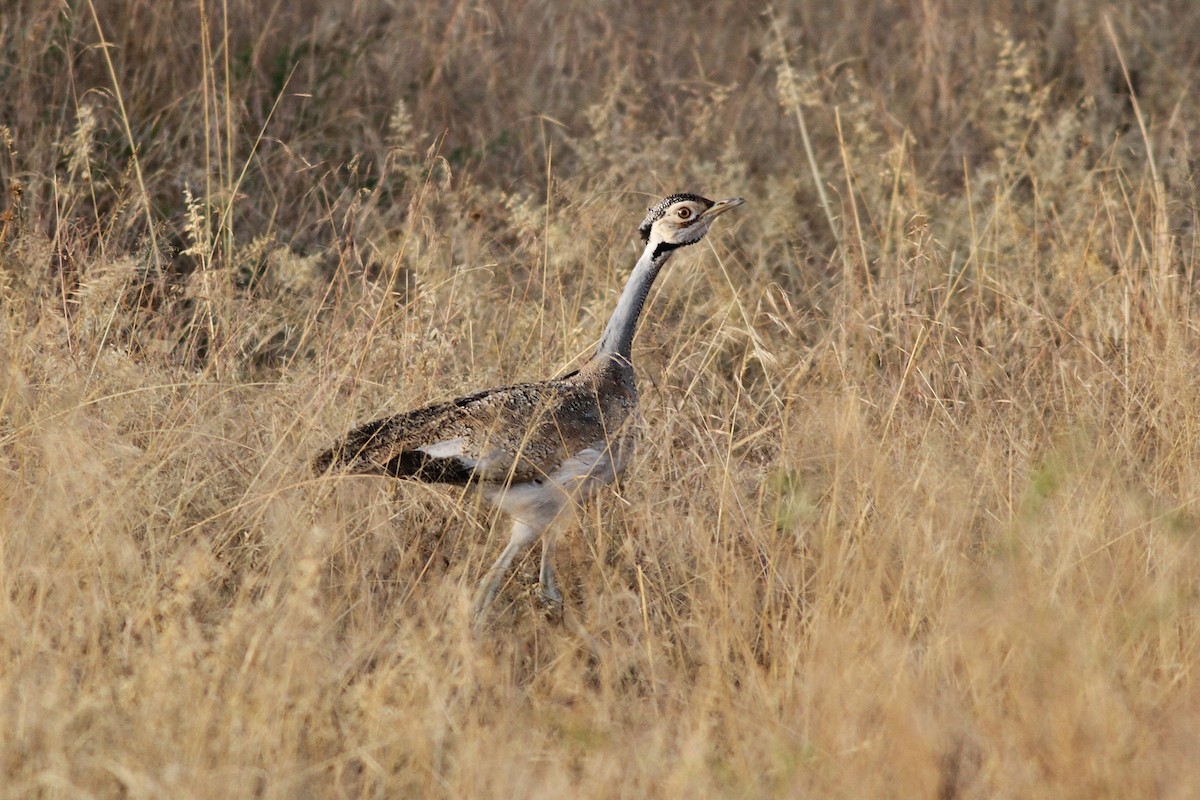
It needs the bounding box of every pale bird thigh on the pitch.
[488,442,628,528]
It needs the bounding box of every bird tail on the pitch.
[311,443,347,475]
[312,417,397,475]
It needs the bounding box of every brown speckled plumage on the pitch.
[313,357,637,485]
[314,193,743,628]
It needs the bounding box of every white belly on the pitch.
[483,434,635,529]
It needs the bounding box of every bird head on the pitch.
[638,193,744,256]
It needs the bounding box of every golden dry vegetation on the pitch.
[2,1,1199,797]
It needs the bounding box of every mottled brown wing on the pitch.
[313,378,618,486]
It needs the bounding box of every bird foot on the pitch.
[538,583,564,620]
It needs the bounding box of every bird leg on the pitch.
[472,519,541,626]
[538,533,563,610]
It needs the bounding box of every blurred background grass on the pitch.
[1,1,1199,797]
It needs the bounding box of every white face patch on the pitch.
[647,201,714,249]
[639,193,714,242]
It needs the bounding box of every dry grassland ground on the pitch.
[2,1,1200,797]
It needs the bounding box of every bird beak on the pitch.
[701,197,745,221]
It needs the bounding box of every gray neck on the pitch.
[596,241,674,361]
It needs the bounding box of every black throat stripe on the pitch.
[651,240,689,260]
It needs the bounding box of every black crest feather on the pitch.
[638,193,713,242]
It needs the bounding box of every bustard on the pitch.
[314,193,743,625]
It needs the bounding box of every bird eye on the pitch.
[677,207,692,219]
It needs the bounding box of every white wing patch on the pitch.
[417,436,468,458]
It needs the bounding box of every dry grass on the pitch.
[2,0,1200,796]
